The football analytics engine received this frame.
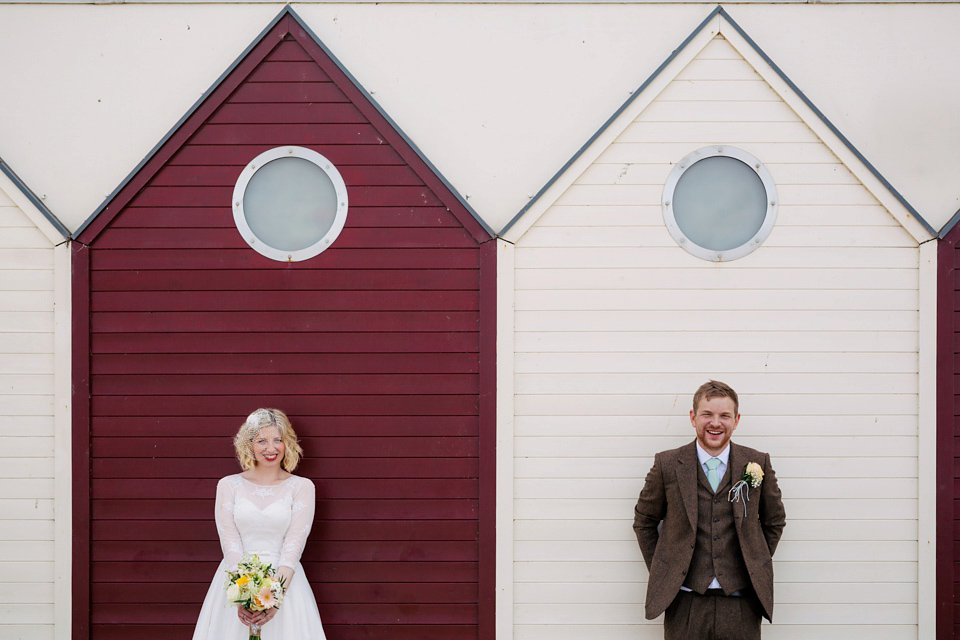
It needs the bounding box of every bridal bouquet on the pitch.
[225,554,286,640]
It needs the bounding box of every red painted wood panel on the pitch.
[92,268,477,290]
[77,14,492,640]
[939,232,959,639]
[92,352,479,375]
[89,247,479,270]
[92,331,479,354]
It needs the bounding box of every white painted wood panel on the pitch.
[0,194,58,637]
[509,32,925,638]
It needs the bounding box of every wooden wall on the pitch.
[0,186,59,639]
[73,12,494,640]
[509,34,922,639]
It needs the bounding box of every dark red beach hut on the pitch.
[72,8,496,639]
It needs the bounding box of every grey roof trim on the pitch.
[0,157,71,239]
[939,207,960,239]
[500,4,936,239]
[499,6,722,237]
[74,5,493,240]
[288,8,493,238]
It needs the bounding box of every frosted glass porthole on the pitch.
[233,146,348,262]
[662,146,777,261]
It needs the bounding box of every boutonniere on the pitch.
[728,462,764,516]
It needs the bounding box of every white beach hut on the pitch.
[496,7,936,639]
[0,159,71,639]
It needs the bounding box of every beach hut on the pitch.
[0,158,71,638]
[497,7,936,639]
[71,8,496,639]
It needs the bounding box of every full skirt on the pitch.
[192,559,326,640]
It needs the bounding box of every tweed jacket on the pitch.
[633,440,786,621]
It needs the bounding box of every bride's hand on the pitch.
[237,605,278,627]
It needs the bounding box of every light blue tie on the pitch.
[705,457,721,492]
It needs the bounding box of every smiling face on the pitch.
[251,426,285,468]
[690,395,740,456]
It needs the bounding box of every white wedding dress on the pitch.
[192,474,327,639]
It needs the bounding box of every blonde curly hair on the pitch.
[233,408,303,472]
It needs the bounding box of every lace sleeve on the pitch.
[214,476,243,569]
[279,477,316,570]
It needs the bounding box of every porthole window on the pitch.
[662,146,777,261]
[233,146,348,262]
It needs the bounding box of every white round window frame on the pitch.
[662,145,778,262]
[233,146,349,262]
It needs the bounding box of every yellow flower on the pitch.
[236,575,251,587]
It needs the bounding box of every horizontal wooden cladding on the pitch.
[92,519,478,541]
[90,290,479,313]
[210,102,369,125]
[94,227,475,251]
[92,602,476,625]
[91,311,478,333]
[93,582,477,605]
[93,561,477,584]
[93,395,477,417]
[92,478,478,500]
[228,81,348,104]
[91,373,478,396]
[92,268,478,291]
[151,164,424,188]
[112,206,461,229]
[247,60,333,84]
[92,331,479,354]
[92,436,478,458]
[189,123,386,146]
[128,185,445,209]
[93,499,478,521]
[89,248,479,271]
[91,540,478,563]
[92,624,477,640]
[93,458,479,480]
[92,353,479,376]
[170,143,404,166]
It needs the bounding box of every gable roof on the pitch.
[0,157,70,243]
[74,5,493,244]
[499,5,935,244]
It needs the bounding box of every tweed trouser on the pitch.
[663,590,762,640]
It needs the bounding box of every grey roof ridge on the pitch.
[0,156,70,240]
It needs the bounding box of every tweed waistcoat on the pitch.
[682,464,750,595]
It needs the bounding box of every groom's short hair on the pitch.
[693,380,739,416]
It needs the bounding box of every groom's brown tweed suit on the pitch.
[633,440,785,636]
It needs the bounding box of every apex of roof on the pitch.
[75,5,493,244]
[500,5,934,245]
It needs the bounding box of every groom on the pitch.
[633,380,785,639]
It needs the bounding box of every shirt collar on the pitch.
[696,441,730,467]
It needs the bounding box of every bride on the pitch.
[192,409,327,639]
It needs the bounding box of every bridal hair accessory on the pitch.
[728,462,764,516]
[246,409,279,430]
